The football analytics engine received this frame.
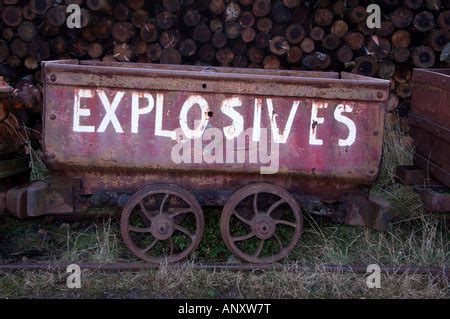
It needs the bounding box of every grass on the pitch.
[0,114,448,298]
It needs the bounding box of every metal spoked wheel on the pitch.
[120,184,204,264]
[220,183,303,264]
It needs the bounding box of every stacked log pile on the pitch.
[0,0,449,117]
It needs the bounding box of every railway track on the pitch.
[0,261,448,277]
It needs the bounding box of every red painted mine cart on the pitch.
[3,60,391,263]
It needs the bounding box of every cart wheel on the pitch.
[220,183,303,264]
[121,184,204,264]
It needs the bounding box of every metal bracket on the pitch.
[344,193,391,231]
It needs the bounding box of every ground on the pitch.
[0,115,448,299]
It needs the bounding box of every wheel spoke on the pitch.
[159,193,170,214]
[168,207,192,218]
[141,239,158,254]
[253,193,259,215]
[174,225,195,239]
[128,226,152,233]
[274,233,283,250]
[169,238,174,256]
[233,211,252,225]
[253,239,265,257]
[232,232,254,242]
[275,219,297,228]
[267,199,286,216]
[139,201,155,222]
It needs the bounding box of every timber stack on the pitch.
[0,0,449,118]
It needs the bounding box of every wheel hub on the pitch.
[151,216,174,240]
[251,215,276,240]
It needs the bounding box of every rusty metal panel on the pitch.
[42,60,389,195]
[411,69,450,188]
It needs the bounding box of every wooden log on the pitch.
[314,8,333,26]
[287,46,302,64]
[233,55,248,68]
[159,29,181,49]
[375,21,395,37]
[404,0,424,9]
[322,34,341,51]
[438,11,450,29]
[256,17,272,33]
[199,43,216,62]
[349,6,367,24]
[24,56,38,70]
[111,22,135,43]
[71,39,88,58]
[147,43,162,61]
[114,43,132,62]
[263,55,281,69]
[42,22,60,37]
[7,55,21,68]
[102,55,117,63]
[2,6,22,27]
[309,26,324,41]
[211,32,228,48]
[337,46,353,63]
[27,40,50,61]
[413,11,436,32]
[17,21,37,42]
[210,0,225,15]
[79,9,92,28]
[179,39,197,57]
[344,32,365,50]
[253,0,271,17]
[367,36,391,59]
[430,29,449,52]
[2,28,14,41]
[113,3,130,21]
[46,5,67,27]
[387,93,400,112]
[331,20,348,38]
[352,56,378,77]
[30,0,51,15]
[88,42,104,59]
[82,27,96,42]
[391,30,411,48]
[0,41,9,62]
[392,47,410,62]
[377,60,396,79]
[132,38,148,55]
[396,83,412,98]
[333,1,346,16]
[270,36,289,56]
[357,21,374,36]
[425,0,441,11]
[255,32,270,48]
[300,37,314,53]
[225,22,242,40]
[239,11,255,27]
[216,48,234,65]
[285,23,305,44]
[241,27,256,43]
[239,0,253,6]
[231,39,247,55]
[225,2,241,22]
[193,24,212,43]
[283,0,299,9]
[393,66,412,83]
[140,23,159,42]
[156,11,175,30]
[184,9,201,26]
[127,0,144,10]
[131,9,149,28]
[160,48,182,64]
[210,18,223,33]
[391,7,414,28]
[86,0,112,15]
[22,5,37,20]
[92,17,112,40]
[247,46,265,63]
[163,0,181,13]
[273,1,292,23]
[10,38,27,58]
[412,46,436,68]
